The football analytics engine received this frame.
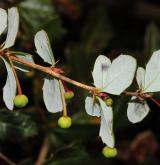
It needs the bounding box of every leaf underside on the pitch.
[1,57,16,110]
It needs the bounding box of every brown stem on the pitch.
[8,55,22,95]
[61,81,69,92]
[59,80,68,117]
[8,54,98,92]
[125,90,160,107]
[123,91,139,97]
[5,52,157,105]
[35,137,49,165]
[149,97,160,107]
[0,152,16,165]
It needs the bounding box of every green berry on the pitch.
[58,116,72,128]
[13,94,28,108]
[102,146,117,158]
[64,91,74,100]
[104,98,113,106]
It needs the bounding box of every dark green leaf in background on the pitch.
[0,110,38,140]
[144,23,160,61]
[44,147,90,165]
[18,0,65,40]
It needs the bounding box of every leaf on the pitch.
[136,67,145,89]
[1,57,16,110]
[144,23,160,60]
[15,54,34,63]
[54,124,98,142]
[72,112,99,125]
[0,8,7,36]
[14,54,34,72]
[44,148,90,165]
[3,7,19,49]
[85,96,101,117]
[47,132,65,148]
[81,6,113,55]
[144,50,160,92]
[127,96,150,123]
[34,30,55,65]
[19,0,64,39]
[103,55,137,95]
[11,51,32,56]
[18,158,34,165]
[98,98,114,148]
[43,78,63,113]
[92,55,111,88]
[0,110,38,140]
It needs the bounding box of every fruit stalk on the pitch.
[8,55,22,95]
[59,80,68,117]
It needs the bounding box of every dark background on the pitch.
[0,0,160,164]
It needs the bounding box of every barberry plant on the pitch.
[1,7,160,158]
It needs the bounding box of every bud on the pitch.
[64,91,74,100]
[104,98,113,106]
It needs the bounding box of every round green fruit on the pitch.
[104,98,113,106]
[14,94,28,108]
[102,146,117,158]
[64,91,74,100]
[58,116,72,128]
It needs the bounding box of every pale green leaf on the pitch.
[14,54,34,72]
[3,7,19,49]
[34,30,55,65]
[43,78,63,113]
[1,57,16,110]
[0,8,7,36]
[144,50,160,92]
[98,98,114,148]
[127,96,150,123]
[103,55,137,95]
[85,96,101,117]
[136,67,145,89]
[92,55,111,88]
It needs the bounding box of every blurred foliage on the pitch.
[144,23,160,61]
[0,109,38,140]
[0,0,160,164]
[18,0,65,43]
[66,6,112,81]
[44,147,90,165]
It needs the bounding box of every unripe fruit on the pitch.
[13,94,28,108]
[58,116,72,128]
[102,146,117,158]
[104,98,113,106]
[64,91,74,100]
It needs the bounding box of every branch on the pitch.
[7,54,98,92]
[0,152,16,165]
[35,137,49,165]
[149,97,160,107]
[123,91,139,97]
[4,52,158,106]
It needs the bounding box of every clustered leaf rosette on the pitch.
[34,30,65,113]
[0,7,19,110]
[127,50,160,123]
[0,7,19,51]
[85,55,137,148]
[0,7,34,110]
